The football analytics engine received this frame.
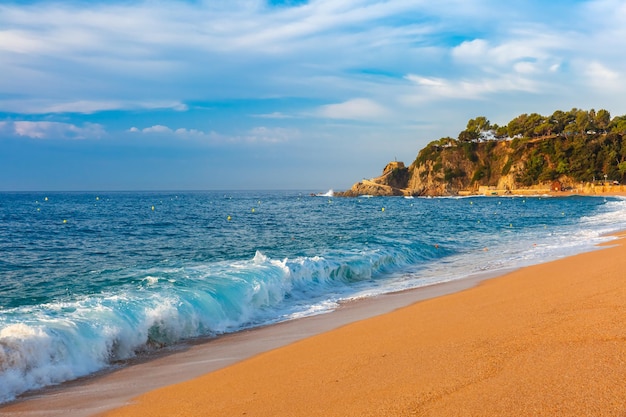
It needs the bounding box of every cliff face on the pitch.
[338,138,582,197]
[407,140,524,196]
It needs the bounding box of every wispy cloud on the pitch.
[0,121,105,139]
[253,112,294,119]
[2,0,626,117]
[130,124,299,144]
[0,99,188,115]
[317,98,388,120]
[402,73,537,102]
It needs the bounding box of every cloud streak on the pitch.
[130,124,299,144]
[0,121,105,139]
[2,0,626,117]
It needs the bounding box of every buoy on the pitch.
[44,197,48,201]
[151,206,155,211]
[470,201,473,205]
[63,219,67,224]
[381,207,385,212]
[251,208,255,213]
[510,224,513,228]
[227,215,232,221]
[96,196,99,201]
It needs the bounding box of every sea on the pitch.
[1,190,626,403]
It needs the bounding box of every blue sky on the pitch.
[1,0,626,191]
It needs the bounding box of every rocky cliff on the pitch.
[338,136,600,197]
[338,108,626,197]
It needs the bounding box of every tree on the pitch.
[575,109,593,134]
[595,109,611,133]
[495,125,508,139]
[524,113,544,137]
[507,114,528,137]
[466,116,491,135]
[458,129,478,142]
[550,110,567,134]
[610,116,626,134]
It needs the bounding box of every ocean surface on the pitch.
[1,190,626,403]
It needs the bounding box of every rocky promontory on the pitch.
[337,108,626,197]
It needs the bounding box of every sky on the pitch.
[1,0,626,191]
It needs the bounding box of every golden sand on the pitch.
[100,233,626,417]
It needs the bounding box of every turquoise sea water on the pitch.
[1,191,625,402]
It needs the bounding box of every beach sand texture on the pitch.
[98,234,626,417]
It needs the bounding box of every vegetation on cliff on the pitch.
[339,108,626,196]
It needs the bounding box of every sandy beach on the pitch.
[3,233,626,416]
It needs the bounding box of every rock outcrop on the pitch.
[337,161,413,197]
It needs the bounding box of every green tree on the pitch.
[610,116,626,134]
[595,109,611,132]
[524,113,545,137]
[466,116,491,135]
[576,109,593,134]
[507,114,528,137]
[495,125,508,138]
[458,130,478,142]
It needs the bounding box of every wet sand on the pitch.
[3,234,626,416]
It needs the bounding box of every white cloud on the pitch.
[403,73,537,102]
[174,128,207,136]
[451,34,564,75]
[129,124,298,144]
[513,61,538,74]
[0,99,189,115]
[405,76,445,88]
[133,125,206,136]
[451,39,489,61]
[586,61,619,81]
[0,121,105,139]
[141,125,173,134]
[318,98,388,120]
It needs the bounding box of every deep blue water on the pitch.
[1,191,625,402]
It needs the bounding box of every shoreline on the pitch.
[0,269,504,417]
[2,232,625,416]
[103,231,626,416]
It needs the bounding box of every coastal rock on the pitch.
[336,161,413,197]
